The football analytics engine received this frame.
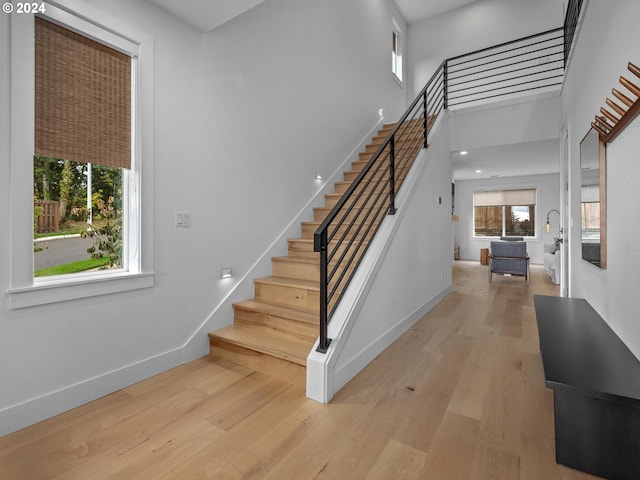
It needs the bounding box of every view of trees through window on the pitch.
[33,156,123,277]
[32,15,131,279]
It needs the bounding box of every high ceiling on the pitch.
[395,0,479,24]
[148,0,561,181]
[148,0,266,32]
[148,0,479,32]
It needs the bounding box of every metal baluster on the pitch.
[389,135,396,215]
[315,228,331,353]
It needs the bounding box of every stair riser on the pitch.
[289,239,372,259]
[343,170,393,183]
[368,131,420,148]
[233,307,318,343]
[314,204,388,223]
[360,147,422,163]
[210,339,306,388]
[343,165,412,182]
[324,193,385,209]
[301,222,376,238]
[334,181,387,196]
[353,149,418,169]
[365,136,422,153]
[255,281,319,310]
[272,258,319,282]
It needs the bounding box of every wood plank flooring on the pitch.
[0,262,603,479]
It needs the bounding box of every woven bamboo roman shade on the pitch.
[35,16,131,169]
[474,189,536,207]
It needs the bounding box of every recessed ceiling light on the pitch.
[460,151,468,155]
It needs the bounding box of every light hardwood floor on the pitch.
[0,262,602,479]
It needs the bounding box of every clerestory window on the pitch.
[392,22,403,83]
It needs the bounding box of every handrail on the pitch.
[313,19,581,353]
[313,61,446,353]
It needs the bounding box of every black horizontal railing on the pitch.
[564,0,583,66]
[446,28,564,108]
[313,21,579,353]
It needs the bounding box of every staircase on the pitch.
[208,122,421,387]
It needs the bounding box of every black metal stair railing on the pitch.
[313,17,581,353]
[446,28,565,109]
[564,0,583,66]
[313,62,446,353]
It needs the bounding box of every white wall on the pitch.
[563,0,640,357]
[0,0,409,436]
[449,95,561,152]
[454,173,561,264]
[407,0,563,98]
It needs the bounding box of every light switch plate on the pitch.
[175,211,190,228]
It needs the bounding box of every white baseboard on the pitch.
[0,347,183,437]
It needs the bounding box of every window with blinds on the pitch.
[33,16,133,277]
[473,188,537,237]
[35,16,131,169]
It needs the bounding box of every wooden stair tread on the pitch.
[233,299,318,324]
[209,325,312,366]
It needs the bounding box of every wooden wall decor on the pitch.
[591,62,640,143]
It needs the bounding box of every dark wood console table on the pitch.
[533,295,640,479]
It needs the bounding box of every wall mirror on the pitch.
[579,128,606,268]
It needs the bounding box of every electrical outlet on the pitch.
[175,211,190,228]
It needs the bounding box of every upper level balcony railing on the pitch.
[446,28,564,109]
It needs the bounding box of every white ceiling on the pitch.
[149,0,479,33]
[395,0,480,24]
[149,0,266,32]
[452,139,560,181]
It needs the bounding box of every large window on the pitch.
[8,1,154,308]
[33,16,131,277]
[474,189,536,237]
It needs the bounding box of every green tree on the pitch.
[82,193,122,268]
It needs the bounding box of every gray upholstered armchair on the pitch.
[488,241,530,283]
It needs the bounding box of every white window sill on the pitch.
[8,271,155,309]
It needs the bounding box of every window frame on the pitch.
[472,187,539,239]
[391,20,403,85]
[7,1,154,308]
